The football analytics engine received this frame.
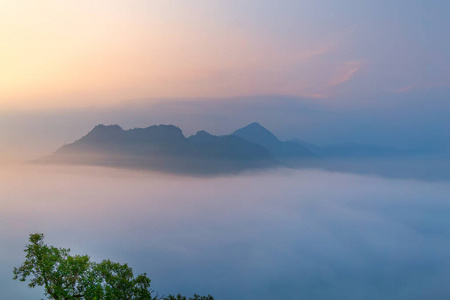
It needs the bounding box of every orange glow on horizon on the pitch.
[0,1,360,111]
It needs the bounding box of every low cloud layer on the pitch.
[2,165,450,299]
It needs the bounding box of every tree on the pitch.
[13,233,213,300]
[161,295,214,300]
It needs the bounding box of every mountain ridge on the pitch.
[232,122,315,158]
[40,123,279,174]
[36,122,405,175]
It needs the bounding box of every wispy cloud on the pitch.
[394,86,414,93]
[327,61,363,87]
[305,93,328,99]
[394,79,450,94]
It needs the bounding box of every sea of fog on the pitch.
[2,164,450,300]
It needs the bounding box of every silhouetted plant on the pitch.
[13,233,213,300]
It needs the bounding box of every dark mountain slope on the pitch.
[232,122,314,158]
[57,124,189,157]
[40,124,279,174]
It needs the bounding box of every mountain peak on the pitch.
[232,122,280,146]
[232,122,315,158]
[188,130,217,144]
[92,124,123,131]
[242,122,271,132]
[194,130,212,137]
[247,121,263,127]
[82,124,124,142]
[125,124,186,144]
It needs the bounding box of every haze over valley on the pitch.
[3,165,450,300]
[1,1,450,299]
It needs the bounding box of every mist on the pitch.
[2,164,450,299]
[2,93,450,162]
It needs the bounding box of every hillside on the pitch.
[39,124,279,174]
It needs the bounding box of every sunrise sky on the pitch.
[1,0,449,110]
[1,0,450,161]
[2,4,450,299]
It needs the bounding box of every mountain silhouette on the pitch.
[56,124,189,157]
[188,130,272,160]
[318,143,399,157]
[232,122,314,158]
[287,138,400,158]
[35,122,410,176]
[40,124,278,174]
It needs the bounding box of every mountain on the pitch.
[188,130,272,160]
[39,124,278,174]
[34,122,409,176]
[287,138,400,158]
[287,138,322,154]
[231,122,399,159]
[56,124,189,157]
[231,122,314,158]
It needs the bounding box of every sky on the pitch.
[0,0,449,159]
[1,1,449,109]
[2,3,450,298]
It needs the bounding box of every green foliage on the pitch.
[13,233,213,300]
[13,233,96,299]
[161,294,214,300]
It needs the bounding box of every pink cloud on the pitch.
[327,61,363,87]
[306,93,328,99]
[394,86,414,93]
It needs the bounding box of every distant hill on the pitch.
[231,122,401,159]
[232,122,314,158]
[319,143,399,157]
[35,122,407,175]
[188,130,272,160]
[288,138,400,158]
[38,124,279,174]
